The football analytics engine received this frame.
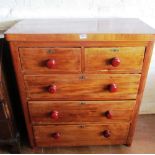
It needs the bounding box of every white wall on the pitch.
[0,0,155,114]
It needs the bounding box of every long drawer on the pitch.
[19,47,81,73]
[25,74,140,100]
[33,123,129,147]
[85,47,145,73]
[29,101,135,124]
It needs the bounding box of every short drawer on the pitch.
[19,48,81,73]
[25,74,140,100]
[33,123,129,147]
[29,101,135,124]
[85,47,145,73]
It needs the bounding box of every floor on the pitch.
[0,114,155,154]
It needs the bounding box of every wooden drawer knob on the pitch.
[48,85,57,93]
[52,132,60,139]
[103,130,111,138]
[46,59,56,69]
[51,110,59,120]
[111,57,120,67]
[105,110,112,119]
[109,83,117,92]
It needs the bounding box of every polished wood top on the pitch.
[5,18,155,41]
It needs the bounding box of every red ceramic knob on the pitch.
[51,110,59,120]
[52,132,60,139]
[105,110,112,119]
[109,83,117,92]
[46,59,56,69]
[111,57,120,67]
[48,85,57,94]
[103,130,111,138]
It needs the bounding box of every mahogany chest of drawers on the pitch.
[5,19,155,148]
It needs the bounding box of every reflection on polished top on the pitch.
[5,18,155,41]
[5,18,155,34]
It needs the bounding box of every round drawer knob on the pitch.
[48,85,57,94]
[109,83,117,92]
[46,59,56,69]
[103,130,111,138]
[105,110,112,119]
[52,132,60,139]
[51,110,59,120]
[111,57,120,67]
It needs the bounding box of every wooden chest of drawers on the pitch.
[5,19,155,148]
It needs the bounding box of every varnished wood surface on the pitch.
[5,19,155,148]
[8,39,151,147]
[0,114,155,154]
[126,42,154,145]
[19,47,81,73]
[33,123,129,147]
[28,101,135,124]
[85,47,145,73]
[5,19,155,34]
[5,19,155,41]
[11,41,149,47]
[19,46,145,74]
[9,42,35,147]
[24,74,140,100]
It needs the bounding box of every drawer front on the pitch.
[33,123,129,147]
[25,74,140,100]
[29,101,135,124]
[19,48,81,73]
[85,47,145,73]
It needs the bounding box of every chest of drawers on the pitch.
[5,19,155,148]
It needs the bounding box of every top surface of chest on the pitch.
[5,18,155,41]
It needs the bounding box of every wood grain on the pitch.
[5,34,155,42]
[33,123,130,147]
[85,47,145,73]
[5,19,155,34]
[5,19,155,148]
[24,74,140,100]
[126,42,154,145]
[5,19,155,41]
[8,41,149,48]
[28,100,135,124]
[8,42,35,147]
[19,48,81,74]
